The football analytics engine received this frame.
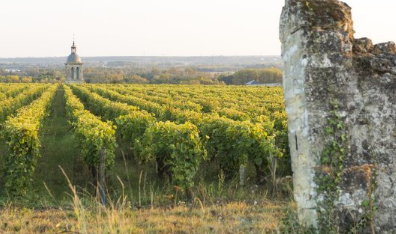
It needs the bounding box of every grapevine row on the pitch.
[3,85,57,196]
[93,84,285,123]
[63,85,117,171]
[0,84,50,122]
[0,84,30,101]
[70,84,205,192]
[71,84,283,184]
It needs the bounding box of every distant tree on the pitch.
[6,75,20,83]
[168,67,183,77]
[125,75,149,84]
[59,76,66,84]
[185,67,198,76]
[219,68,282,85]
[152,73,171,84]
[180,79,200,85]
[21,76,33,83]
[40,78,49,83]
[109,72,124,83]
[218,75,234,85]
[232,69,259,85]
[256,68,282,83]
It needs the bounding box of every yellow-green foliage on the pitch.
[0,84,49,121]
[69,84,289,182]
[3,85,57,196]
[87,85,165,119]
[64,85,117,168]
[70,85,138,119]
[198,116,278,178]
[142,121,206,190]
[115,110,155,156]
[0,84,29,101]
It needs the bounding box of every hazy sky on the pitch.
[0,0,395,57]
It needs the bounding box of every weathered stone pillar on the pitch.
[280,0,396,232]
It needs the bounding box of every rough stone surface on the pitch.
[280,0,396,232]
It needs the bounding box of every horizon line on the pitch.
[0,54,281,59]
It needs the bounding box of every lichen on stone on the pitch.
[280,0,396,232]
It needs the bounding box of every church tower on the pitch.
[65,41,83,83]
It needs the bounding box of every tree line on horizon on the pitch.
[0,66,282,85]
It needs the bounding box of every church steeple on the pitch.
[65,39,83,83]
[71,41,77,54]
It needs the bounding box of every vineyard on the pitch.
[0,83,293,233]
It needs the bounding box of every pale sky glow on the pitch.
[0,0,395,57]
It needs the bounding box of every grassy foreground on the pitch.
[0,200,291,233]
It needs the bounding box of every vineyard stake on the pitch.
[100,147,106,205]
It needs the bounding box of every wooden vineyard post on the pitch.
[239,165,246,186]
[99,147,106,205]
[269,153,277,195]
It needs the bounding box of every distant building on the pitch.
[4,69,21,73]
[246,80,262,85]
[65,41,83,83]
[245,80,282,87]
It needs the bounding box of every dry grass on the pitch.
[0,169,295,233]
[0,163,295,233]
[0,165,296,234]
[0,200,290,234]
